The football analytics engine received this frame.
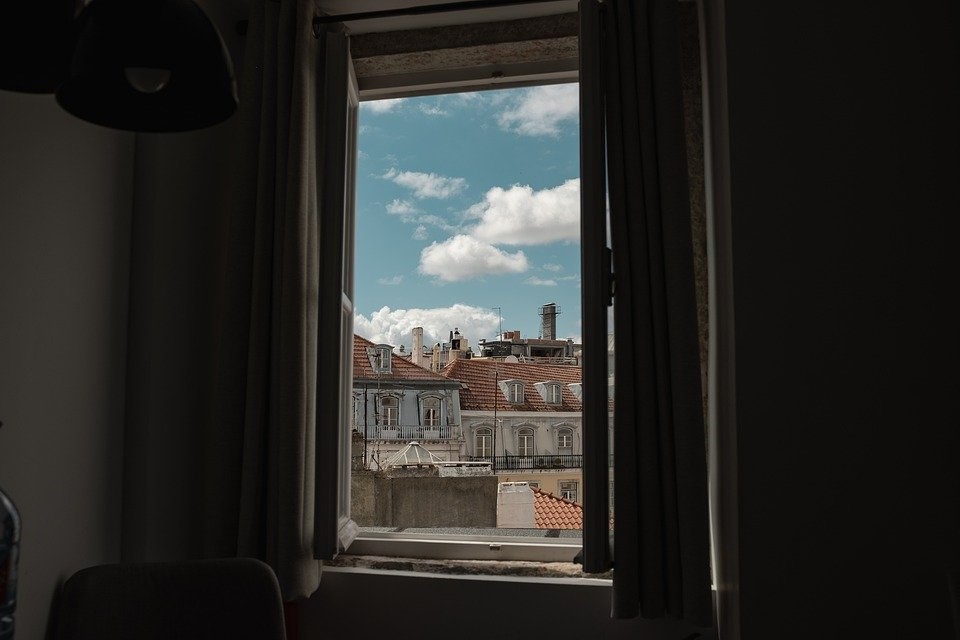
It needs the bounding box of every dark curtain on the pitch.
[601,0,713,625]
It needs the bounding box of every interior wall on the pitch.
[722,2,960,638]
[0,92,134,638]
[301,569,713,640]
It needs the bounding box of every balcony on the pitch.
[464,454,583,472]
[361,424,456,441]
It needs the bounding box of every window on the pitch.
[557,428,573,454]
[318,11,602,563]
[559,480,578,503]
[378,395,398,426]
[475,427,492,458]
[505,381,524,404]
[422,396,440,427]
[372,345,392,373]
[517,427,535,457]
[548,383,561,404]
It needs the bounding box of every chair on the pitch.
[53,558,286,640]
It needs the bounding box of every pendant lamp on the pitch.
[56,0,238,132]
[0,2,75,93]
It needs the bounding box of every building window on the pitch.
[422,396,440,427]
[507,381,523,403]
[373,345,392,373]
[517,427,535,457]
[379,396,398,426]
[559,480,578,502]
[475,427,492,458]
[557,428,573,454]
[547,383,561,404]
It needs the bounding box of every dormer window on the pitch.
[504,380,524,403]
[534,381,563,404]
[566,382,583,401]
[371,344,392,373]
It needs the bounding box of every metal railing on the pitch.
[464,454,583,471]
[361,424,455,441]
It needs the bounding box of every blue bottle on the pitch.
[0,421,20,640]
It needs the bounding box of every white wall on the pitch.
[721,2,960,637]
[0,92,134,638]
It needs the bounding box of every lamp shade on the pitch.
[56,0,238,132]
[0,2,75,93]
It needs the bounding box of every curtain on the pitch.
[601,0,713,625]
[201,0,339,600]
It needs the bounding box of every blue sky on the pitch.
[353,83,581,351]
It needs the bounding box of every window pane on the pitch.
[350,85,583,539]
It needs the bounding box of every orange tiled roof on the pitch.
[353,335,453,383]
[533,487,582,530]
[440,358,582,411]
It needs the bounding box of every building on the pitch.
[441,357,585,502]
[352,335,463,470]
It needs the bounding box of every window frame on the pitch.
[559,480,579,503]
[517,427,536,457]
[421,395,441,427]
[378,394,399,426]
[317,10,612,567]
[474,426,493,458]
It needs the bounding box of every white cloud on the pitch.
[412,225,429,240]
[354,304,502,347]
[497,84,579,137]
[362,98,403,114]
[543,263,563,272]
[386,199,419,216]
[377,275,404,286]
[383,168,467,199]
[524,277,557,286]
[467,178,580,245]
[386,199,458,233]
[418,235,528,282]
[419,104,449,117]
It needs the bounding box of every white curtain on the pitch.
[202,0,337,600]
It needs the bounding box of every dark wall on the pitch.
[723,2,960,637]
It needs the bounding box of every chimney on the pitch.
[412,327,424,367]
[539,302,560,340]
[431,343,441,372]
[496,482,536,528]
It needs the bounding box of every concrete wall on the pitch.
[352,471,497,528]
[719,2,960,637]
[0,91,134,638]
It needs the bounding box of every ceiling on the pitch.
[315,0,577,35]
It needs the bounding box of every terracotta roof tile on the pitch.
[440,359,582,412]
[532,488,582,530]
[353,335,452,383]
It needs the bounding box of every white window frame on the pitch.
[517,427,535,457]
[559,480,579,503]
[505,380,524,404]
[378,395,399,426]
[557,428,574,454]
[316,10,617,566]
[474,426,493,458]
[548,383,562,404]
[421,395,441,427]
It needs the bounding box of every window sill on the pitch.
[328,554,612,581]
